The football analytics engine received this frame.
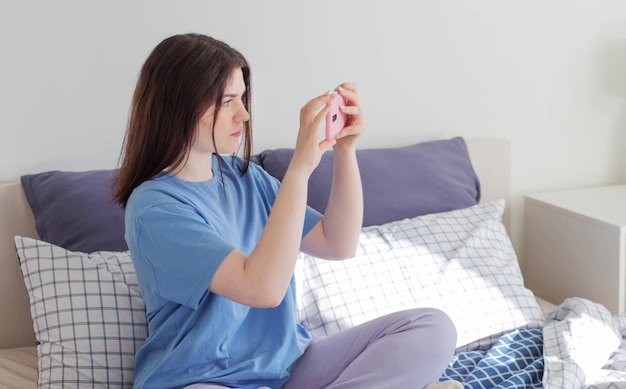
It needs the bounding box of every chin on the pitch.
[217,142,241,156]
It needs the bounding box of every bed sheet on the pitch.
[0,346,37,389]
[543,298,626,389]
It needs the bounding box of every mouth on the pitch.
[231,131,242,137]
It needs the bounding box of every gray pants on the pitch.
[185,307,457,389]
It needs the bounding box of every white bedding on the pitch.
[544,298,626,388]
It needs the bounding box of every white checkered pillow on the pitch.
[297,200,545,351]
[14,236,147,388]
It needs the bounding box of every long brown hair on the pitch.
[113,33,253,207]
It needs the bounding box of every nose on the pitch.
[236,103,250,123]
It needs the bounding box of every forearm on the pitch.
[321,145,363,259]
[244,167,310,303]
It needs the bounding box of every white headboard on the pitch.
[466,139,511,227]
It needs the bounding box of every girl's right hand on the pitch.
[289,92,337,177]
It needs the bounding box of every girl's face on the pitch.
[193,68,249,156]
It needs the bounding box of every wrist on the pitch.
[332,143,358,164]
[283,163,312,184]
[332,142,357,154]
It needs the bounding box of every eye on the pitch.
[222,99,232,107]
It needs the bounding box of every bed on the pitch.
[1,137,624,389]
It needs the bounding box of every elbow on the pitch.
[338,246,356,259]
[340,237,360,259]
[259,296,284,309]
[327,243,358,260]
[251,286,286,308]
[246,287,288,309]
[332,231,361,260]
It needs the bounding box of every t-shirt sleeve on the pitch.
[132,202,234,309]
[303,205,322,237]
[251,163,323,237]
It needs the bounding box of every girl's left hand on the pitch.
[333,82,365,148]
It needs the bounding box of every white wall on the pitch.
[2,0,626,262]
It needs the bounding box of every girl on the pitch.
[113,33,458,389]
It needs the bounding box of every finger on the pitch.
[336,82,357,93]
[300,96,329,126]
[335,86,359,106]
[339,105,360,116]
[336,113,365,138]
[339,104,363,128]
[335,125,363,139]
[301,91,333,117]
[298,102,330,141]
[312,102,331,129]
[319,138,337,152]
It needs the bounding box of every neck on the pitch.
[172,152,215,182]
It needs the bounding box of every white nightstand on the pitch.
[523,184,626,313]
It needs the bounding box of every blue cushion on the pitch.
[20,169,127,253]
[256,137,480,227]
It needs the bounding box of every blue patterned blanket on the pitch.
[438,298,626,389]
[439,328,544,388]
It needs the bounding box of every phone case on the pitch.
[325,94,347,140]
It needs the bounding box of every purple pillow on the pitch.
[20,170,127,253]
[19,138,479,253]
[256,137,481,227]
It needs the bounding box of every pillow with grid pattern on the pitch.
[14,236,147,388]
[296,200,545,352]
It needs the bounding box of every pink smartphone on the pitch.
[325,93,347,140]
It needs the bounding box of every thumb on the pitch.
[319,138,337,153]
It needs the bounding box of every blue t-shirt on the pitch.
[125,155,322,389]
